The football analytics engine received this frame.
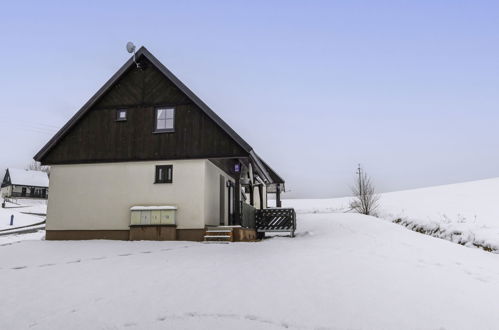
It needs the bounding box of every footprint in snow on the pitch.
[119,253,132,257]
[244,315,259,321]
[123,322,137,327]
[38,263,56,267]
[11,266,27,270]
[216,313,239,319]
[140,251,152,254]
[66,259,81,264]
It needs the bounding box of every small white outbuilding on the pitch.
[1,168,49,199]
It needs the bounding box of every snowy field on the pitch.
[2,212,499,329]
[281,177,499,252]
[0,198,47,230]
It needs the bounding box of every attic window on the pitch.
[154,108,175,132]
[116,109,127,121]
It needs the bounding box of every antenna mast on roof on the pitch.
[126,42,141,69]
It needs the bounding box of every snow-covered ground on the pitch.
[281,177,499,252]
[0,198,47,230]
[2,212,499,329]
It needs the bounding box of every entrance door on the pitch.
[219,175,225,225]
[21,187,26,197]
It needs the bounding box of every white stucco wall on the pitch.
[204,160,234,226]
[46,160,209,230]
[251,184,268,210]
[0,186,11,198]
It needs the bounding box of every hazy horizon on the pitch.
[1,1,498,198]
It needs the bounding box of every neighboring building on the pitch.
[1,168,49,199]
[34,46,294,241]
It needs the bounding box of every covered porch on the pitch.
[207,151,296,241]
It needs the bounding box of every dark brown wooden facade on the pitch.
[38,57,247,165]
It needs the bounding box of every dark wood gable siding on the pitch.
[41,58,247,165]
[1,170,11,188]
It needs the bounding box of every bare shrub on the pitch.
[350,164,379,216]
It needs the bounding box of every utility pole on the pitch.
[357,164,362,199]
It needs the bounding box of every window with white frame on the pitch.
[155,108,175,132]
[116,109,127,121]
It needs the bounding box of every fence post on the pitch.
[10,214,14,226]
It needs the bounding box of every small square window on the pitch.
[155,165,173,184]
[116,109,127,121]
[154,108,174,132]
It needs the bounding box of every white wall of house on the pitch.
[251,184,268,210]
[46,159,218,231]
[0,186,11,198]
[12,185,24,194]
[204,160,233,226]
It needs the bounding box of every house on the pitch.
[34,46,295,241]
[1,168,49,199]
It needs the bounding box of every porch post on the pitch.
[276,184,282,208]
[258,185,264,210]
[249,185,254,206]
[232,160,242,226]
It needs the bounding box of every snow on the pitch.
[2,212,499,329]
[0,198,47,230]
[6,168,49,187]
[280,177,499,252]
[130,205,177,211]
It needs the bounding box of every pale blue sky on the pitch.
[0,1,498,197]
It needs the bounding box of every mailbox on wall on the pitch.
[130,206,177,226]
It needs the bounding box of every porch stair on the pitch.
[203,226,234,243]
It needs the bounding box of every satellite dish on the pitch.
[126,42,141,69]
[126,42,136,54]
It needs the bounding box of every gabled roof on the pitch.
[6,169,49,187]
[33,47,284,185]
[34,47,251,161]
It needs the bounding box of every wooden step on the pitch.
[206,229,232,233]
[202,241,230,244]
[204,226,233,242]
[205,231,232,236]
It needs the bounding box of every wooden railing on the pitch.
[255,208,296,237]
